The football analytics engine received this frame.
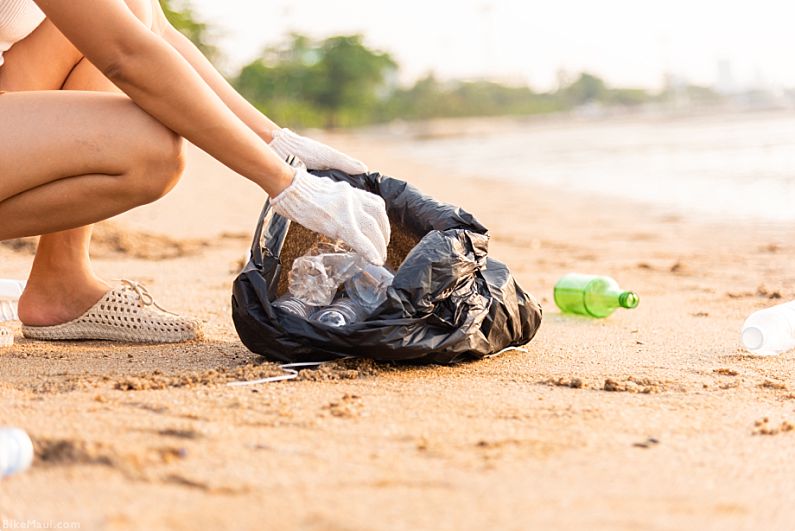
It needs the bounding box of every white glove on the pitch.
[270,168,390,265]
[269,128,369,174]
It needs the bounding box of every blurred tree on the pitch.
[313,35,397,126]
[385,75,449,119]
[606,88,651,107]
[232,33,673,126]
[149,5,693,127]
[560,72,608,105]
[159,0,218,63]
[386,76,562,120]
[234,34,397,128]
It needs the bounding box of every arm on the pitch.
[34,0,293,197]
[158,16,368,174]
[35,0,388,264]
[160,21,281,143]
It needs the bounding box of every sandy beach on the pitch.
[2,121,795,530]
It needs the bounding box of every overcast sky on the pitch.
[190,0,795,91]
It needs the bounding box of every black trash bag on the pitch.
[231,169,542,364]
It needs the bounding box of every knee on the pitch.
[129,128,185,205]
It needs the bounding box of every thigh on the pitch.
[0,0,161,92]
[0,18,82,91]
[0,90,171,200]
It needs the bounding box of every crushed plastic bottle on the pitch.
[311,298,369,327]
[288,241,364,306]
[345,264,394,312]
[741,300,795,356]
[0,428,33,479]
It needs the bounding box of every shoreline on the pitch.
[328,126,795,237]
[355,104,795,139]
[350,109,795,225]
[2,130,794,530]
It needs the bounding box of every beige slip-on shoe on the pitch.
[21,280,203,343]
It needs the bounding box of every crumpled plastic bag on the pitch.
[231,169,542,364]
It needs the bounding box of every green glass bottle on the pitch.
[554,273,639,318]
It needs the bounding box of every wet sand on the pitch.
[1,126,795,530]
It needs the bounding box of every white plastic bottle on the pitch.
[741,300,795,356]
[0,279,26,322]
[0,428,34,478]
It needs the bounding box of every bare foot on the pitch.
[18,275,110,326]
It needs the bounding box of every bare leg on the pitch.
[0,1,179,327]
[3,20,122,325]
[23,228,103,327]
[0,90,183,324]
[25,50,160,326]
[24,61,130,326]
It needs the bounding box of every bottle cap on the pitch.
[619,291,640,309]
[742,327,764,351]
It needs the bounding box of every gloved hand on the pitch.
[270,168,390,265]
[269,128,369,174]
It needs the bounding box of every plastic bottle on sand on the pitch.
[0,428,34,479]
[0,279,25,348]
[0,279,25,322]
[554,273,639,318]
[741,300,795,356]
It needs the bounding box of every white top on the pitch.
[0,0,45,67]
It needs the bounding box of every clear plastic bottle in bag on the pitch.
[272,295,316,319]
[311,298,370,327]
[345,264,394,312]
[741,300,795,356]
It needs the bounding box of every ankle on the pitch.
[19,276,110,326]
[26,255,104,286]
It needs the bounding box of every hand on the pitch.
[269,128,369,174]
[270,169,390,265]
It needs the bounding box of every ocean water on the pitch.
[402,111,795,222]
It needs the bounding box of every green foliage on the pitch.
[233,34,681,127]
[234,34,397,128]
[605,88,652,106]
[159,0,218,62]
[558,72,608,105]
[155,6,721,128]
[385,76,564,120]
[314,36,397,119]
